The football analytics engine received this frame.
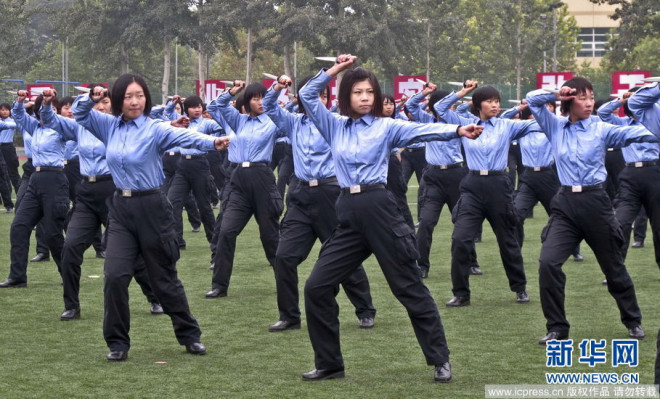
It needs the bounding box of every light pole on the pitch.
[422,18,430,81]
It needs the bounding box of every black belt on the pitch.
[115,187,162,197]
[523,166,554,172]
[299,176,339,187]
[230,162,269,168]
[625,161,658,168]
[34,166,64,172]
[341,183,386,194]
[429,162,463,170]
[63,159,79,165]
[166,152,180,156]
[560,183,604,193]
[0,142,13,146]
[181,154,206,160]
[83,174,113,183]
[405,147,425,152]
[468,170,507,176]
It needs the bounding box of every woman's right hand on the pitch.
[91,86,109,103]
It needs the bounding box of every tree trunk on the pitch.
[120,42,129,74]
[161,38,171,105]
[283,45,292,78]
[245,27,253,84]
[198,43,206,101]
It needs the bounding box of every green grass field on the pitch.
[0,186,657,398]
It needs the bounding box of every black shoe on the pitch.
[573,253,584,262]
[5,207,13,213]
[469,266,483,275]
[628,325,645,340]
[419,267,428,279]
[96,251,105,259]
[186,342,207,355]
[434,362,452,383]
[107,350,128,362]
[60,308,80,321]
[538,331,568,345]
[631,241,644,248]
[446,296,470,307]
[30,253,50,262]
[516,290,530,303]
[150,303,164,315]
[205,288,227,298]
[302,367,345,381]
[178,243,186,250]
[359,317,374,329]
[0,279,27,288]
[268,320,301,332]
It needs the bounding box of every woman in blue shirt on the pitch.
[298,54,482,383]
[526,77,654,344]
[73,74,229,362]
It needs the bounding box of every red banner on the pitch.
[196,80,231,104]
[536,73,574,90]
[394,75,426,101]
[261,79,293,106]
[26,84,54,100]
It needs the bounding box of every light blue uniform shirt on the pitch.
[41,105,111,177]
[263,86,335,181]
[408,92,463,165]
[179,116,224,156]
[456,102,475,119]
[12,102,74,168]
[23,131,32,158]
[149,106,169,121]
[627,83,660,137]
[299,70,462,188]
[435,92,536,171]
[0,117,17,143]
[207,92,282,164]
[499,106,554,168]
[72,95,216,190]
[597,99,660,163]
[64,140,79,161]
[526,89,658,186]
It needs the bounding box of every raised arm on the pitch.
[407,89,435,124]
[628,83,660,136]
[207,83,244,133]
[434,91,478,125]
[72,88,116,144]
[263,78,296,139]
[298,69,343,145]
[525,89,562,141]
[597,98,627,125]
[11,90,40,134]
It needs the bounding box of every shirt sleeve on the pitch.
[164,101,181,121]
[603,122,659,148]
[263,85,296,141]
[525,89,561,142]
[499,106,520,120]
[407,92,435,123]
[155,121,216,153]
[387,117,460,149]
[11,102,39,134]
[72,95,115,144]
[298,69,343,145]
[433,91,478,125]
[597,99,628,126]
[627,84,660,137]
[40,104,80,141]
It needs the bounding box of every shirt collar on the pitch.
[563,116,595,130]
[117,114,148,128]
[345,113,375,127]
[247,113,270,123]
[478,117,497,127]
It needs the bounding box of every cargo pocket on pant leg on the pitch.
[451,197,463,224]
[269,188,284,218]
[392,222,421,263]
[540,216,554,243]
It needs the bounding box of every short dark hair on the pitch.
[296,75,329,115]
[110,74,152,118]
[183,95,204,114]
[382,93,396,118]
[337,67,383,117]
[234,94,245,113]
[428,89,450,119]
[33,94,60,121]
[243,83,266,114]
[560,77,593,115]
[59,96,75,108]
[0,103,10,111]
[472,86,500,113]
[623,86,641,118]
[520,107,533,120]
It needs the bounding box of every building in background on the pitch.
[566,0,619,67]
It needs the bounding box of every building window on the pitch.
[577,27,611,57]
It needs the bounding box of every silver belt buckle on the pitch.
[349,185,361,194]
[63,160,68,165]
[185,155,192,159]
[533,167,541,172]
[309,179,318,187]
[571,185,582,193]
[169,151,175,156]
[479,170,488,176]
[122,189,132,197]
[36,166,41,172]
[88,176,96,183]
[607,148,614,152]
[242,162,250,167]
[634,162,643,168]
[440,165,448,170]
